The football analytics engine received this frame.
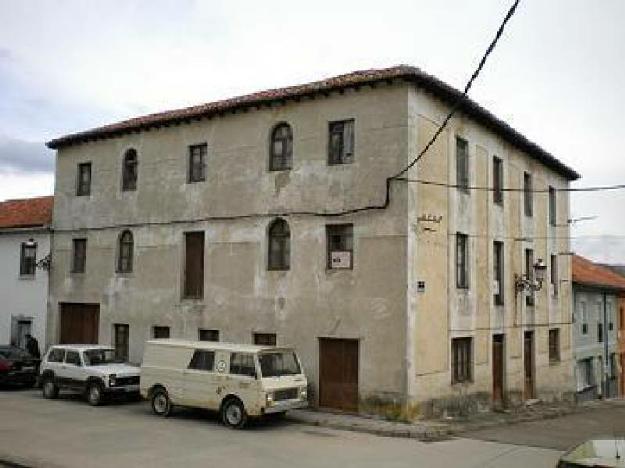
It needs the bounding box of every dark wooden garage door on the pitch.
[319,338,359,411]
[60,303,100,344]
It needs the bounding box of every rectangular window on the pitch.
[577,358,594,390]
[183,231,205,299]
[188,144,207,183]
[153,326,170,339]
[598,322,604,343]
[229,353,256,377]
[493,241,504,305]
[113,324,129,361]
[610,353,618,378]
[253,333,277,346]
[523,172,533,217]
[456,137,469,192]
[76,162,92,196]
[549,328,560,363]
[525,248,534,306]
[456,233,469,289]
[493,156,503,205]
[551,254,558,296]
[452,337,472,383]
[20,242,37,276]
[188,350,215,371]
[65,350,81,366]
[581,302,588,334]
[328,119,355,165]
[326,224,353,269]
[198,329,219,342]
[549,186,556,226]
[47,348,65,363]
[71,238,87,273]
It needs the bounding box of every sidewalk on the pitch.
[286,398,625,441]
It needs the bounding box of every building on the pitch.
[572,254,625,400]
[0,196,53,350]
[46,65,578,417]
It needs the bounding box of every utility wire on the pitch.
[398,178,625,193]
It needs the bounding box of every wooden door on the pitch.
[60,303,99,344]
[319,338,359,411]
[524,331,535,399]
[492,334,504,405]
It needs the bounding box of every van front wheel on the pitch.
[222,398,247,429]
[151,388,172,417]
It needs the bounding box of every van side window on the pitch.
[229,353,256,377]
[65,351,81,366]
[188,350,215,371]
[48,348,65,362]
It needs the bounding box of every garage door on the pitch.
[319,338,359,411]
[59,303,100,344]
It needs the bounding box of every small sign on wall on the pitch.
[417,281,426,293]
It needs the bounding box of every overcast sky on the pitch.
[1,0,624,262]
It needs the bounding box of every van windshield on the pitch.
[258,351,301,377]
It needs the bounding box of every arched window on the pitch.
[122,149,138,191]
[269,123,293,171]
[117,230,134,273]
[268,218,290,270]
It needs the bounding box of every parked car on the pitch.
[140,339,308,428]
[557,437,625,467]
[0,345,39,387]
[40,344,140,405]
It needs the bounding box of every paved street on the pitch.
[0,389,560,468]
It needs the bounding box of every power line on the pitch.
[398,178,625,193]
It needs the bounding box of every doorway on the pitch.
[524,331,535,399]
[492,334,505,406]
[319,338,359,411]
[59,303,100,344]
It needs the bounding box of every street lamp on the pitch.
[515,258,547,294]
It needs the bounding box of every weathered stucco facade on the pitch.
[47,66,578,417]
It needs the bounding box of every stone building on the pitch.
[572,255,625,400]
[0,196,53,350]
[46,65,578,416]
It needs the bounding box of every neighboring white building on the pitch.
[0,196,53,350]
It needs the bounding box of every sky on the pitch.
[0,0,624,263]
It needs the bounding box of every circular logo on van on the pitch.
[216,360,226,373]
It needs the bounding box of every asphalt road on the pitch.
[0,388,561,468]
[464,403,625,451]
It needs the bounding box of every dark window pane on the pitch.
[72,239,87,273]
[184,232,204,298]
[77,163,91,196]
[65,351,81,366]
[493,241,504,305]
[452,337,472,383]
[20,242,37,276]
[524,172,533,217]
[456,137,469,191]
[117,230,134,273]
[326,224,353,269]
[551,254,558,296]
[493,156,503,204]
[229,353,256,377]
[198,329,219,341]
[270,124,293,171]
[549,328,560,362]
[188,144,207,182]
[188,350,215,371]
[328,120,354,165]
[253,333,276,346]
[114,324,129,361]
[456,233,469,288]
[525,249,534,306]
[549,186,556,226]
[153,326,170,339]
[122,149,138,191]
[268,218,290,270]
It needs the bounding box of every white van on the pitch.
[140,339,308,428]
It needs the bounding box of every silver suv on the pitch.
[40,345,140,406]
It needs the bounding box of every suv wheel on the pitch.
[222,398,247,429]
[151,388,172,417]
[42,378,59,399]
[86,382,103,406]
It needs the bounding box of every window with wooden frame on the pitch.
[493,156,503,205]
[269,123,293,171]
[122,149,138,191]
[326,224,353,269]
[493,241,504,305]
[550,254,558,296]
[549,186,556,226]
[188,143,207,183]
[581,302,588,334]
[598,322,604,343]
[456,137,469,192]
[328,119,354,165]
[152,326,170,339]
[183,231,204,299]
[117,230,134,273]
[548,328,560,363]
[456,233,469,289]
[76,162,92,196]
[113,324,129,361]
[198,329,219,342]
[71,238,87,273]
[525,248,534,306]
[452,337,472,383]
[523,172,533,217]
[267,218,290,271]
[19,242,37,276]
[253,333,277,346]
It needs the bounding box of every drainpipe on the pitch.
[603,291,609,398]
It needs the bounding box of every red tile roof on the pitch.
[46,65,579,180]
[573,254,625,292]
[0,196,53,230]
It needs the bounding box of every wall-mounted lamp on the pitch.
[514,258,547,294]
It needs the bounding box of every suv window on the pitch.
[229,353,256,378]
[48,348,65,363]
[65,351,81,366]
[188,350,215,371]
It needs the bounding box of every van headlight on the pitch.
[108,374,117,387]
[300,387,307,400]
[265,392,274,406]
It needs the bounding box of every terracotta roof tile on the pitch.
[573,254,625,292]
[46,65,579,180]
[0,196,53,230]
